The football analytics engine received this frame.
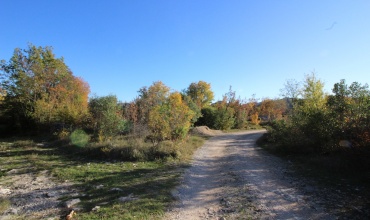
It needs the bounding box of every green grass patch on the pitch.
[0,134,206,219]
[0,198,11,214]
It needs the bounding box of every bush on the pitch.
[214,105,235,130]
[195,106,216,128]
[89,95,128,141]
[70,129,90,147]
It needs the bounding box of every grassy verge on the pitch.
[0,135,206,219]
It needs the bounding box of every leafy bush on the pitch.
[195,106,216,128]
[214,105,235,130]
[70,129,90,147]
[269,76,370,156]
[89,95,128,141]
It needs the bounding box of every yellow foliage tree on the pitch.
[186,81,214,109]
[148,92,194,142]
[250,112,261,125]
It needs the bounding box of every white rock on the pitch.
[65,198,81,208]
[95,184,104,189]
[110,188,123,192]
[92,206,101,211]
[118,194,136,203]
[0,188,11,195]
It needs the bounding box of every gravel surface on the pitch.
[165,130,370,220]
[0,169,75,220]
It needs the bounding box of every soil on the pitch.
[165,130,370,220]
[0,168,76,220]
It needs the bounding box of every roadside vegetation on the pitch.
[0,44,277,157]
[258,73,370,192]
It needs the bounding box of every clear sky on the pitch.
[1,0,369,102]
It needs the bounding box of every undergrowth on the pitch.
[0,134,206,219]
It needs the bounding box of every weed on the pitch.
[70,129,90,147]
[0,134,207,218]
[0,198,10,214]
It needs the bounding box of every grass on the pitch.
[0,134,206,219]
[0,198,11,214]
[257,133,370,196]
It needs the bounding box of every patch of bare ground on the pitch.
[0,168,76,220]
[164,130,370,219]
[190,126,223,137]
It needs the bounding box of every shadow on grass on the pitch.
[0,138,186,219]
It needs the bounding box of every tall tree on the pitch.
[89,95,127,141]
[185,81,214,109]
[0,44,90,131]
[135,81,170,124]
[301,72,326,111]
[148,92,194,142]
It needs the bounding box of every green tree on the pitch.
[89,95,127,141]
[148,92,194,142]
[213,90,236,130]
[185,81,214,109]
[136,81,170,124]
[327,80,370,144]
[300,72,326,111]
[0,44,90,132]
[195,106,216,128]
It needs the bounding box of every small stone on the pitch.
[65,198,81,208]
[0,188,11,195]
[46,192,58,197]
[92,206,101,211]
[110,188,123,192]
[7,169,20,174]
[118,194,136,203]
[95,184,104,189]
[9,208,18,214]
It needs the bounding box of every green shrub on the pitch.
[0,198,10,214]
[195,106,216,128]
[70,129,90,147]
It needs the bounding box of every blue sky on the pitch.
[1,0,369,102]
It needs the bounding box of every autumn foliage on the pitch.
[0,44,90,133]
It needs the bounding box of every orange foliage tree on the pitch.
[148,92,194,142]
[0,44,90,131]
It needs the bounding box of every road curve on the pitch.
[165,130,335,220]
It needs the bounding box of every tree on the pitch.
[213,90,236,130]
[280,79,301,108]
[214,102,235,130]
[148,92,194,142]
[259,98,287,121]
[89,95,127,141]
[327,80,370,144]
[0,44,90,132]
[301,72,326,111]
[185,81,214,109]
[135,81,170,124]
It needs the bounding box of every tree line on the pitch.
[1,44,368,161]
[0,44,285,143]
[268,73,370,156]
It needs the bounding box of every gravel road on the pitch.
[165,130,343,219]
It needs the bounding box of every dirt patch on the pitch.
[190,126,223,137]
[0,169,77,219]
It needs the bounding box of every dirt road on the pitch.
[165,130,336,219]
